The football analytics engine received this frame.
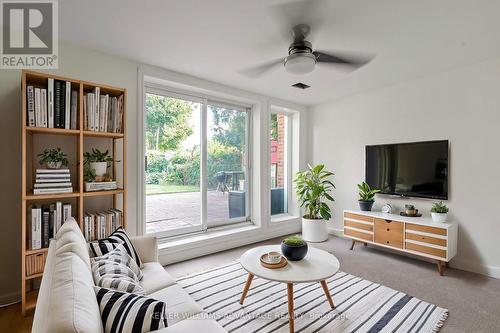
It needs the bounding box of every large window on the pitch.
[270,112,291,216]
[144,88,250,236]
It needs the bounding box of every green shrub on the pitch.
[431,201,449,214]
[357,181,380,201]
[283,235,305,246]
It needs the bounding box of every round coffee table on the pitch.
[239,245,340,333]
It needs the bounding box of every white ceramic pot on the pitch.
[90,162,107,176]
[431,212,448,223]
[46,161,62,169]
[301,217,328,242]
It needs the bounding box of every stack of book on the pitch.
[84,181,118,192]
[84,209,123,241]
[28,202,72,250]
[26,79,78,129]
[84,88,124,133]
[34,169,73,194]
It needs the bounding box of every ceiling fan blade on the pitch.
[238,58,284,78]
[313,50,374,69]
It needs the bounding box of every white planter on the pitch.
[431,212,448,223]
[301,217,328,242]
[46,161,62,169]
[90,162,108,176]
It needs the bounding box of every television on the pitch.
[366,140,448,199]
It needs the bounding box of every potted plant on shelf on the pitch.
[281,235,308,261]
[431,201,449,223]
[84,148,113,177]
[357,181,380,211]
[295,164,335,242]
[37,147,68,169]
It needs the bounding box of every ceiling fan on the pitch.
[240,1,374,78]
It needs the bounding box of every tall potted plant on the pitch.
[357,181,380,211]
[295,164,335,242]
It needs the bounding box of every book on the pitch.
[60,81,66,128]
[29,207,42,250]
[99,95,107,132]
[34,87,41,127]
[34,182,72,188]
[54,80,62,128]
[27,86,35,126]
[55,201,62,233]
[33,187,73,195]
[36,175,71,180]
[41,89,47,128]
[63,203,71,224]
[71,90,77,130]
[48,78,54,128]
[35,178,71,183]
[42,206,50,248]
[36,168,70,173]
[65,81,71,129]
[49,204,55,240]
[85,181,117,192]
[94,87,100,132]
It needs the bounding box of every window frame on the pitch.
[142,83,252,238]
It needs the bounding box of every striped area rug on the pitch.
[177,261,449,333]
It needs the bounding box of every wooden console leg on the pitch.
[239,273,254,304]
[364,242,368,246]
[436,261,445,276]
[445,261,450,268]
[287,283,294,333]
[320,280,335,308]
[349,240,356,250]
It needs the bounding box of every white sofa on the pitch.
[32,218,226,333]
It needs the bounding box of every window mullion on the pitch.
[201,99,208,231]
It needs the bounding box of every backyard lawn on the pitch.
[146,184,199,195]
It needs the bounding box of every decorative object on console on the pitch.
[400,204,422,217]
[431,201,449,223]
[357,181,380,211]
[381,203,392,214]
[281,235,308,261]
[295,164,335,242]
[37,147,68,169]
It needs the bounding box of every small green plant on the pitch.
[83,148,113,164]
[37,147,68,167]
[294,164,335,220]
[283,235,305,246]
[84,167,96,182]
[431,202,449,214]
[357,182,380,201]
[405,204,415,210]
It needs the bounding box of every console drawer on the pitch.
[344,212,374,223]
[374,218,404,249]
[406,242,447,259]
[405,224,447,236]
[344,219,373,232]
[406,232,447,247]
[344,228,373,242]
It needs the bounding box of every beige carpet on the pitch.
[167,235,500,333]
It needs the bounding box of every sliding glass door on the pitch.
[144,88,250,236]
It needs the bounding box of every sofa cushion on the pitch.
[151,319,226,333]
[148,285,203,326]
[95,287,168,333]
[89,227,143,268]
[92,244,143,281]
[33,246,103,333]
[140,262,177,294]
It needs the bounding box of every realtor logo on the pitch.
[1,0,58,69]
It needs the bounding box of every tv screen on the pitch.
[366,140,448,199]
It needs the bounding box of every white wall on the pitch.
[310,57,500,278]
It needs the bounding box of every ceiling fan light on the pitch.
[284,53,316,74]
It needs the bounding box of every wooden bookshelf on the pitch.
[21,70,127,315]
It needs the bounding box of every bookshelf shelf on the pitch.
[25,191,81,201]
[26,127,80,136]
[83,189,124,197]
[21,70,127,315]
[82,130,124,138]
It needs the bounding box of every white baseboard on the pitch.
[0,290,20,307]
[327,227,500,279]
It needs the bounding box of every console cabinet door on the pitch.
[374,218,404,249]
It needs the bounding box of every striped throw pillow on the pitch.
[92,244,143,281]
[89,227,143,268]
[95,287,168,333]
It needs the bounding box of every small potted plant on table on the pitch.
[431,202,449,223]
[84,148,113,178]
[295,164,335,242]
[357,181,380,211]
[281,235,308,261]
[37,147,68,169]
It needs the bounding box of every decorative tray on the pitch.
[400,212,422,217]
[260,254,288,269]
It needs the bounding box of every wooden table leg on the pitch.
[349,240,356,250]
[239,273,254,304]
[436,260,445,276]
[320,280,335,308]
[287,283,294,333]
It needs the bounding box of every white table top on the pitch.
[240,245,340,283]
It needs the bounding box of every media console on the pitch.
[343,210,458,275]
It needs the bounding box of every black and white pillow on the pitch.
[89,227,143,268]
[92,263,144,294]
[95,287,168,333]
[92,244,143,281]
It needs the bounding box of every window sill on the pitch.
[271,214,300,223]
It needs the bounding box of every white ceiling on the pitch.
[60,0,500,106]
